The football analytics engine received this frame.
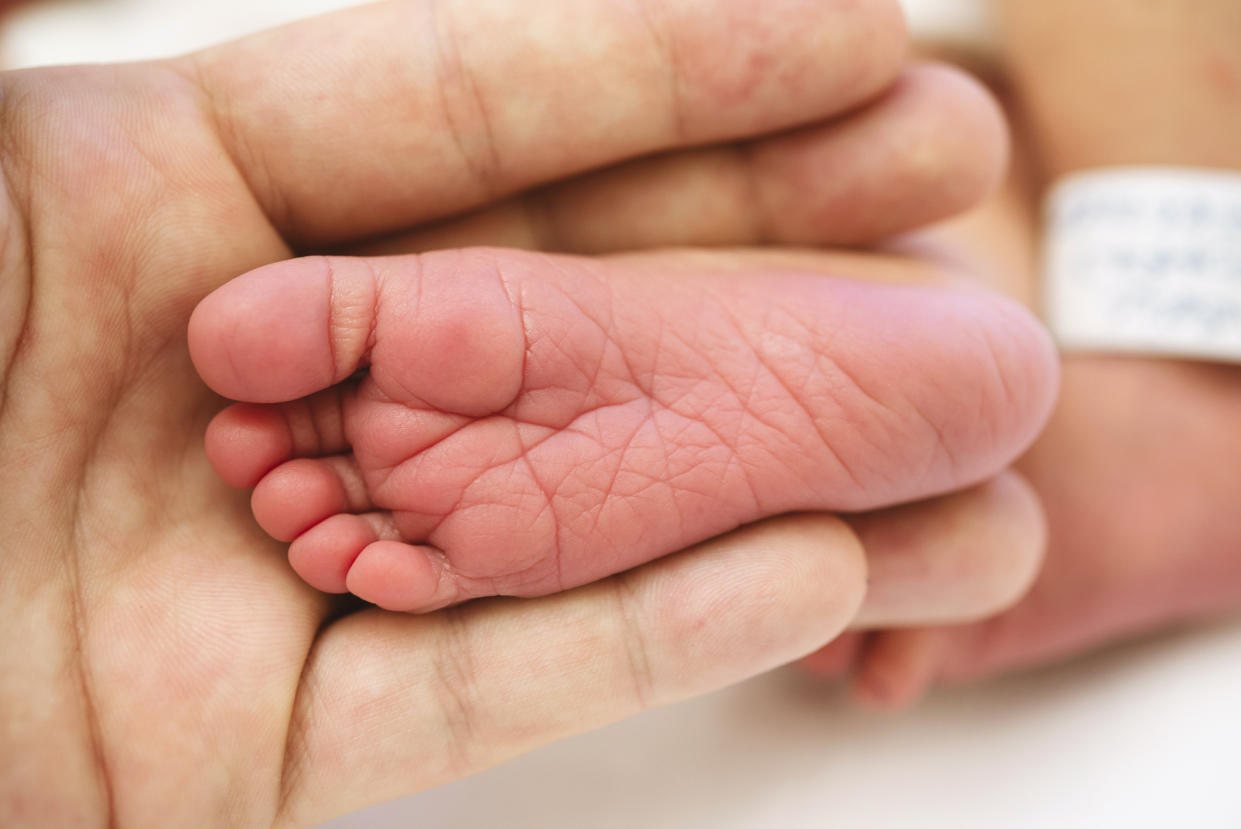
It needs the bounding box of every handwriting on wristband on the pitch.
[1045,168,1241,362]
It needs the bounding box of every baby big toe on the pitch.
[189,256,377,403]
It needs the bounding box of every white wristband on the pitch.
[1044,167,1241,363]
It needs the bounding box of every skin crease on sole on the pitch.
[189,247,1059,613]
[179,55,1029,615]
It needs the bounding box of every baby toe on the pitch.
[289,512,389,594]
[251,455,372,542]
[206,388,353,488]
[346,540,458,612]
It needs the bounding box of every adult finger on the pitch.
[798,472,1046,690]
[357,62,1008,254]
[183,0,907,245]
[848,471,1046,628]
[275,513,868,827]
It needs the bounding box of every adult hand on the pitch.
[0,0,1055,824]
[806,0,1241,705]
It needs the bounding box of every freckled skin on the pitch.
[190,247,1056,612]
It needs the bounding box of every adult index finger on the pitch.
[275,513,867,826]
[183,0,907,247]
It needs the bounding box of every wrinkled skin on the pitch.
[188,246,1053,612]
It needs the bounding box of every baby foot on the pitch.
[189,248,1056,611]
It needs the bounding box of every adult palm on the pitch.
[0,1,1052,825]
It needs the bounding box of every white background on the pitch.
[7,1,1240,826]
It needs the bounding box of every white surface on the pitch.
[0,0,367,67]
[6,2,1240,828]
[1046,168,1241,363]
